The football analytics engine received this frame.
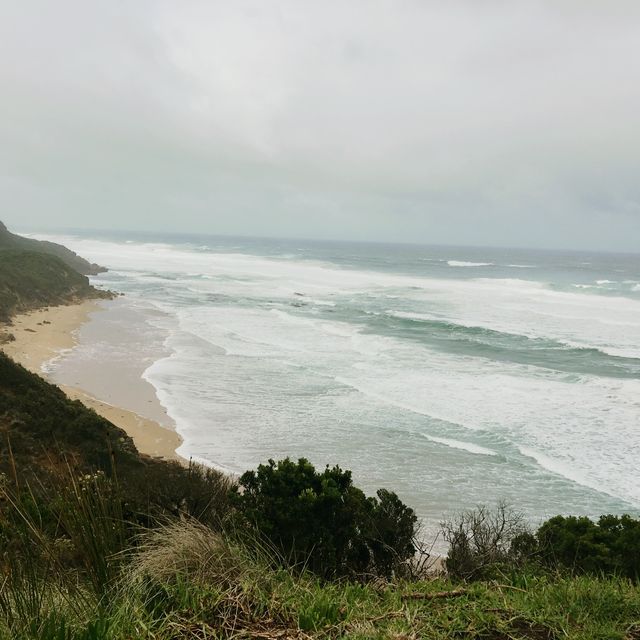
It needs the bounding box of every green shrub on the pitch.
[233,457,417,579]
[536,514,640,580]
[116,458,236,534]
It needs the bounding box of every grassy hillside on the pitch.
[0,220,105,275]
[0,352,233,519]
[3,517,638,640]
[0,351,140,474]
[0,353,638,639]
[0,250,111,322]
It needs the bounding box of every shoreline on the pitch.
[1,300,184,462]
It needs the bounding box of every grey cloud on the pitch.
[1,1,639,250]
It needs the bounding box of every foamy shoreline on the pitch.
[1,300,184,462]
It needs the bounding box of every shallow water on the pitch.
[35,231,640,540]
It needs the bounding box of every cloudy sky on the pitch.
[1,1,639,251]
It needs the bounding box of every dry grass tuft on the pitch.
[120,519,311,638]
[126,519,249,589]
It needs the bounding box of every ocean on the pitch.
[32,230,640,541]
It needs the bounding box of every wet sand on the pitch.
[1,301,183,461]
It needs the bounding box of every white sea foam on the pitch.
[447,260,494,267]
[35,233,640,360]
[517,446,612,500]
[269,315,630,500]
[41,347,74,375]
[33,233,640,513]
[156,300,640,504]
[424,436,497,456]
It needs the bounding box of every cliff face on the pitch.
[0,220,106,276]
[0,222,113,323]
[0,250,112,322]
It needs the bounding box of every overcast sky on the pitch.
[1,1,639,251]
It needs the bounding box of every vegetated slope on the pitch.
[0,351,141,475]
[0,352,233,522]
[0,355,638,639]
[0,250,111,322]
[0,220,105,275]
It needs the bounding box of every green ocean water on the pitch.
[37,231,640,541]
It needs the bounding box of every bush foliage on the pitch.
[0,353,236,536]
[443,503,640,583]
[233,457,417,578]
[537,514,640,580]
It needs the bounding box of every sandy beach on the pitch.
[1,301,183,462]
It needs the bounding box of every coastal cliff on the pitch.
[0,222,112,325]
[0,220,106,275]
[0,250,112,324]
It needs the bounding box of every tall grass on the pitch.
[113,519,303,638]
[0,483,90,638]
[2,516,639,638]
[52,468,126,598]
[0,464,127,638]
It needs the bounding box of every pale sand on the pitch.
[1,301,183,462]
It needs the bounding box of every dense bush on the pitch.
[442,505,640,582]
[536,514,640,580]
[233,457,417,579]
[123,459,236,530]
